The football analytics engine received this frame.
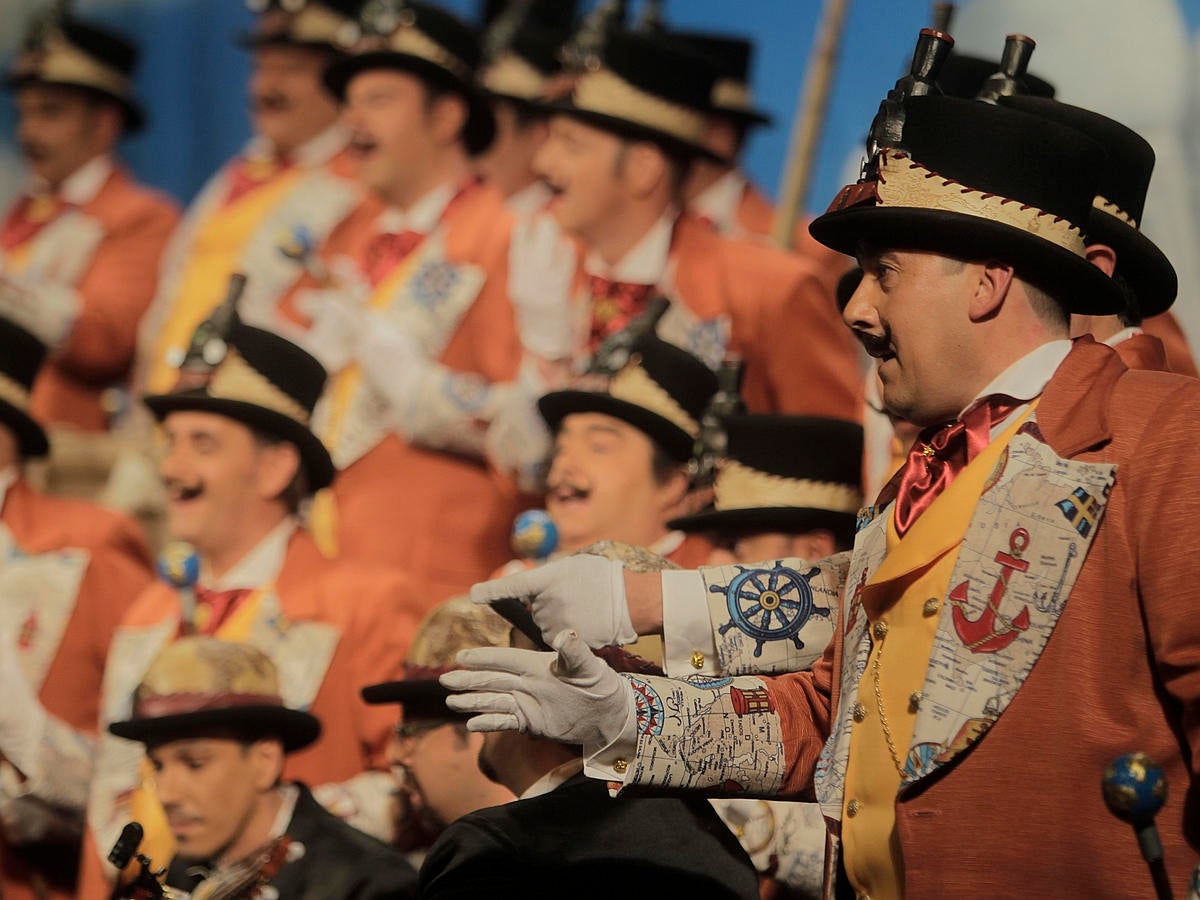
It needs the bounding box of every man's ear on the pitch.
[620,142,670,198]
[428,92,469,147]
[249,739,286,791]
[254,441,301,502]
[968,259,1016,322]
[1085,243,1118,277]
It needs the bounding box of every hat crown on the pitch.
[359,0,482,72]
[134,638,283,711]
[407,595,511,671]
[0,316,47,395]
[723,414,863,487]
[668,30,753,84]
[618,331,719,427]
[599,29,717,115]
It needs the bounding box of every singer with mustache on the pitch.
[76,317,420,898]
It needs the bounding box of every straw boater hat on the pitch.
[323,1,496,156]
[538,29,726,163]
[237,0,363,54]
[0,317,49,460]
[669,415,864,549]
[667,30,773,129]
[142,317,335,491]
[810,92,1124,316]
[361,595,512,719]
[1001,95,1177,319]
[5,15,146,133]
[109,637,321,752]
[537,332,719,463]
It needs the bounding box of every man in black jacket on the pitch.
[108,637,416,899]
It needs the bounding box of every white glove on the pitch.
[356,314,427,417]
[293,284,368,374]
[469,553,635,648]
[441,631,636,746]
[507,214,579,360]
[0,634,48,782]
[0,275,80,348]
[484,359,554,491]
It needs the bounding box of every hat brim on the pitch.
[0,399,48,460]
[361,678,472,721]
[235,30,348,54]
[668,506,856,548]
[5,75,145,133]
[323,52,496,156]
[142,392,335,491]
[108,705,321,753]
[711,104,773,129]
[1086,210,1177,318]
[536,98,727,165]
[809,205,1124,316]
[538,390,694,462]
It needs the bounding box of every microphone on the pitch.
[511,509,558,561]
[107,821,144,870]
[157,543,201,635]
[1102,752,1174,900]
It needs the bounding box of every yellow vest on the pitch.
[841,405,1036,900]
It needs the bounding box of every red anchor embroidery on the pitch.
[950,527,1032,653]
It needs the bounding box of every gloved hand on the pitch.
[469,553,635,648]
[0,275,80,348]
[484,359,554,492]
[293,284,367,374]
[441,631,636,746]
[507,214,579,361]
[0,633,48,781]
[356,314,427,419]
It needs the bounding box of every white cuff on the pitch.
[582,692,639,784]
[662,569,719,677]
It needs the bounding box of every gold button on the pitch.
[846,798,862,817]
[872,620,889,640]
[923,597,940,616]
[852,702,868,723]
[690,651,705,670]
[908,691,923,712]
[613,759,628,774]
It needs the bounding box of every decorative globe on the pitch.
[511,510,558,560]
[157,542,201,590]
[1101,752,1167,824]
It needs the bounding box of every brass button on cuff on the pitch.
[613,759,629,774]
[690,651,706,670]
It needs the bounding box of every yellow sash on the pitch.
[124,588,271,875]
[146,169,306,394]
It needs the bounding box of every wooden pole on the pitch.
[771,0,853,248]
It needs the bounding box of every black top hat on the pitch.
[0,317,49,460]
[1000,95,1176,319]
[537,29,725,162]
[538,332,718,463]
[108,638,321,752]
[937,51,1055,101]
[5,16,145,133]
[324,1,496,156]
[811,94,1123,316]
[143,318,335,491]
[481,0,579,33]
[669,415,863,547]
[667,30,772,128]
[479,23,572,107]
[237,0,362,54]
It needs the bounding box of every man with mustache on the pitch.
[138,0,362,396]
[0,12,179,433]
[110,637,416,899]
[448,76,1200,898]
[77,316,419,897]
[0,313,154,900]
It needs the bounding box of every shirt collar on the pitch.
[245,121,350,169]
[584,209,677,285]
[519,757,584,800]
[648,530,685,558]
[688,169,745,233]
[0,466,18,515]
[202,517,297,591]
[959,339,1073,420]
[505,181,553,217]
[31,154,113,205]
[1103,326,1143,347]
[377,181,459,235]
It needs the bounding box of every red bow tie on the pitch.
[0,194,69,250]
[364,230,425,287]
[877,395,1022,536]
[586,275,655,354]
[187,587,252,637]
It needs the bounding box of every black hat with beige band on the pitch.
[237,0,363,54]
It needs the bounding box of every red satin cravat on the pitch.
[222,152,292,208]
[587,275,654,353]
[364,229,425,287]
[0,194,68,250]
[879,395,1022,536]
[189,587,252,637]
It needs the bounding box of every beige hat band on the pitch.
[387,25,471,82]
[0,372,31,413]
[1093,194,1138,230]
[19,32,131,99]
[714,458,861,514]
[481,53,546,101]
[283,5,353,44]
[136,691,285,718]
[206,349,311,426]
[572,67,707,145]
[712,78,753,113]
[876,150,1086,257]
[608,362,699,439]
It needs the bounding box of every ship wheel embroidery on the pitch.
[713,563,830,658]
[949,527,1032,653]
